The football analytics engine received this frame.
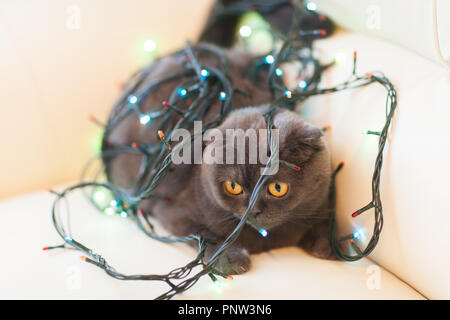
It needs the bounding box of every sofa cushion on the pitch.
[313,0,450,66]
[0,0,214,199]
[294,29,450,299]
[0,187,422,299]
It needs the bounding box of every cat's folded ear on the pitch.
[273,111,324,163]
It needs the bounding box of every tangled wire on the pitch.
[46,1,397,299]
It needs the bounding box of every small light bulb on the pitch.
[259,228,268,237]
[65,236,73,242]
[219,91,227,101]
[284,90,292,99]
[298,80,307,90]
[239,25,252,37]
[200,69,210,79]
[139,114,151,125]
[143,39,156,52]
[213,279,222,289]
[93,190,105,203]
[306,2,317,11]
[177,88,187,98]
[353,232,360,239]
[334,52,346,65]
[110,200,118,207]
[105,207,115,216]
[120,211,128,218]
[275,68,283,76]
[128,95,138,104]
[264,55,274,64]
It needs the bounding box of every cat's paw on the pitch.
[301,236,338,260]
[209,247,251,275]
[309,242,338,260]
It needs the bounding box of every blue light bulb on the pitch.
[259,228,268,237]
[264,55,274,64]
[139,114,151,125]
[298,80,307,90]
[128,95,138,104]
[200,69,210,79]
[306,2,317,11]
[177,88,187,98]
[275,68,283,76]
[219,91,227,101]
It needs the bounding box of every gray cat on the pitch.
[104,49,336,275]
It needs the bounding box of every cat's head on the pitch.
[200,106,331,231]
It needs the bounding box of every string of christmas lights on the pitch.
[45,1,397,299]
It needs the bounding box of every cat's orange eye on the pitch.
[268,182,288,197]
[224,181,243,195]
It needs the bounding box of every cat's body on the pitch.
[104,48,336,275]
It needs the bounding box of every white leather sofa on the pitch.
[1,0,448,299]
